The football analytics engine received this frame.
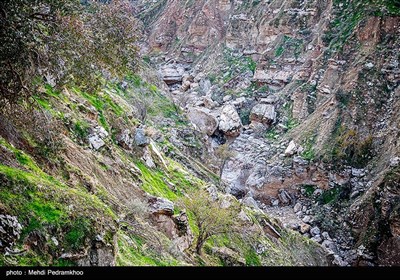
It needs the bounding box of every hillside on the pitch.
[1,0,399,267]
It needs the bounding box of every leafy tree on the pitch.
[0,0,138,110]
[178,190,238,255]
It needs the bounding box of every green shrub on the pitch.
[65,217,93,250]
[73,120,90,141]
[245,249,262,266]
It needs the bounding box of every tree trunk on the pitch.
[195,236,206,255]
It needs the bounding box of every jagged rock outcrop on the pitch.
[212,247,246,266]
[147,196,193,252]
[76,238,117,266]
[116,129,134,150]
[0,214,22,253]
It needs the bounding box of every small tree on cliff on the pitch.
[178,189,237,255]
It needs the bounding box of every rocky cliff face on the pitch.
[0,0,333,265]
[136,0,400,266]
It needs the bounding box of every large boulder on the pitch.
[250,103,276,126]
[187,107,218,136]
[89,135,105,150]
[88,126,109,150]
[219,105,242,137]
[160,64,185,85]
[147,199,194,253]
[134,128,149,147]
[148,196,174,216]
[245,166,266,189]
[199,79,211,94]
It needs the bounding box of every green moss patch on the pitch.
[136,161,181,201]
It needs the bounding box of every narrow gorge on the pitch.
[0,0,399,267]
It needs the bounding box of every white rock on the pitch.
[89,135,105,150]
[310,226,321,237]
[97,126,108,138]
[223,95,233,102]
[322,232,331,240]
[284,140,298,156]
[293,202,302,213]
[311,235,322,243]
[219,105,242,136]
[321,87,331,94]
[142,147,156,168]
[51,237,59,246]
[390,157,400,167]
[242,197,259,209]
[365,62,374,69]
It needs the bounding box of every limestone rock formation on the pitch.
[187,107,218,136]
[219,105,242,137]
[250,103,276,126]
